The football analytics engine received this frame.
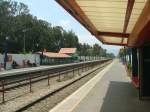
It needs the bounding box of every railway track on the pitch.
[16,61,111,112]
[0,60,111,112]
[0,60,102,90]
[0,66,85,104]
[2,66,83,91]
[0,60,109,96]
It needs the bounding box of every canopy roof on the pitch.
[56,0,150,47]
[38,52,70,58]
[59,48,77,54]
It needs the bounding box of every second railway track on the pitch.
[0,60,111,112]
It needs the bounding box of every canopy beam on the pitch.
[98,31,129,38]
[122,0,135,43]
[128,0,150,47]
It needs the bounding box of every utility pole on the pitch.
[4,36,9,70]
[23,29,26,53]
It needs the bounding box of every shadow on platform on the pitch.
[100,81,150,112]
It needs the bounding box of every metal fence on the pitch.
[0,59,111,103]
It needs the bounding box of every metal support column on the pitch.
[132,48,138,77]
[139,44,150,99]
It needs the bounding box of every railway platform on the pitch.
[50,59,150,112]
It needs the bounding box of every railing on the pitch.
[0,59,111,103]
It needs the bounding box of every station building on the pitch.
[38,48,78,65]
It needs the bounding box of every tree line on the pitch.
[0,0,115,58]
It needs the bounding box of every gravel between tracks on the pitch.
[22,62,111,112]
[0,61,111,112]
[0,69,83,112]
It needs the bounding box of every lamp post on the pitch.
[40,49,44,65]
[4,7,11,70]
[4,36,9,70]
[23,29,26,54]
[34,43,39,65]
[35,43,39,52]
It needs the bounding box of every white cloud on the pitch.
[59,20,71,30]
[77,34,100,45]
[102,45,122,56]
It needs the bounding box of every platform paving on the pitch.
[50,59,150,112]
[73,59,150,112]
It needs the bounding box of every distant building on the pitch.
[59,48,77,55]
[0,48,78,70]
[42,52,70,58]
[37,48,78,65]
[37,51,72,65]
[59,48,78,60]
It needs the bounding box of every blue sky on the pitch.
[14,0,122,55]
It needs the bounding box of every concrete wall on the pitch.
[0,54,4,64]
[11,54,40,65]
[0,54,40,66]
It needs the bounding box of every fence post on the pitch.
[58,71,61,81]
[29,74,32,92]
[78,66,80,75]
[73,67,74,77]
[1,80,5,103]
[48,74,50,86]
[86,64,88,71]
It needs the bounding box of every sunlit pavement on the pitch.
[72,59,150,112]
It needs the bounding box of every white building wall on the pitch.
[0,54,4,64]
[0,54,40,66]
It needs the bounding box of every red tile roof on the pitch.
[38,52,70,58]
[59,48,76,54]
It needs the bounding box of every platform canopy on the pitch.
[56,0,150,47]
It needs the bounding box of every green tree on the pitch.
[0,0,114,59]
[92,44,101,56]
